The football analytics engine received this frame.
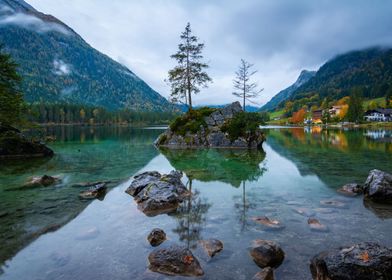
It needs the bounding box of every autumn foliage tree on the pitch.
[291,108,306,123]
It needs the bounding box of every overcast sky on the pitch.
[27,0,392,106]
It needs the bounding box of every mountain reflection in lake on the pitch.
[1,126,392,280]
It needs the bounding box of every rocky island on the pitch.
[155,102,265,149]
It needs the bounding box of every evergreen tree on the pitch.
[232,59,263,111]
[167,23,212,110]
[386,89,392,108]
[0,45,24,126]
[347,87,364,123]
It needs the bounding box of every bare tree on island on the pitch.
[232,59,263,111]
[167,23,212,111]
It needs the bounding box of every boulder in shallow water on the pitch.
[364,169,392,203]
[310,242,392,280]
[250,240,285,268]
[125,171,161,196]
[125,170,190,216]
[199,239,223,258]
[79,183,107,200]
[308,218,328,232]
[147,228,166,247]
[24,175,61,188]
[252,267,274,280]
[337,183,363,196]
[148,244,204,276]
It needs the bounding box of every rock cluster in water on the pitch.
[0,124,54,159]
[155,102,265,149]
[125,171,190,216]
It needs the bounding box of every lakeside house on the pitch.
[328,105,343,118]
[312,109,323,124]
[364,109,392,122]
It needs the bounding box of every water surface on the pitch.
[1,126,392,279]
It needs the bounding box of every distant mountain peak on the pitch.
[260,69,316,111]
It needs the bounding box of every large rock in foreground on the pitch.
[155,102,265,149]
[250,240,285,268]
[125,171,190,216]
[310,242,392,280]
[148,244,204,276]
[364,169,392,203]
[0,125,54,159]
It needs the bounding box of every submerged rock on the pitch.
[364,169,392,203]
[308,218,328,232]
[310,242,392,280]
[252,267,275,280]
[148,244,204,276]
[79,183,107,200]
[251,216,285,230]
[0,124,54,159]
[198,239,223,258]
[250,240,285,268]
[24,175,61,188]
[293,208,316,217]
[125,170,190,216]
[320,200,347,208]
[147,228,166,247]
[337,183,363,196]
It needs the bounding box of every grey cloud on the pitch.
[26,0,392,105]
[0,12,70,35]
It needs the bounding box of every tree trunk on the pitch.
[243,80,246,112]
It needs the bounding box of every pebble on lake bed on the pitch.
[251,216,285,230]
[320,200,347,208]
[308,218,329,232]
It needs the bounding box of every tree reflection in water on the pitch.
[172,178,211,249]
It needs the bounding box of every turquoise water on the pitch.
[0,126,392,279]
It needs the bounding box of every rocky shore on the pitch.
[0,124,54,159]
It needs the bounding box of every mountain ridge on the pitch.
[0,0,171,111]
[262,46,392,112]
[260,70,316,111]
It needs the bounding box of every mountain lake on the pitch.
[0,125,392,280]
